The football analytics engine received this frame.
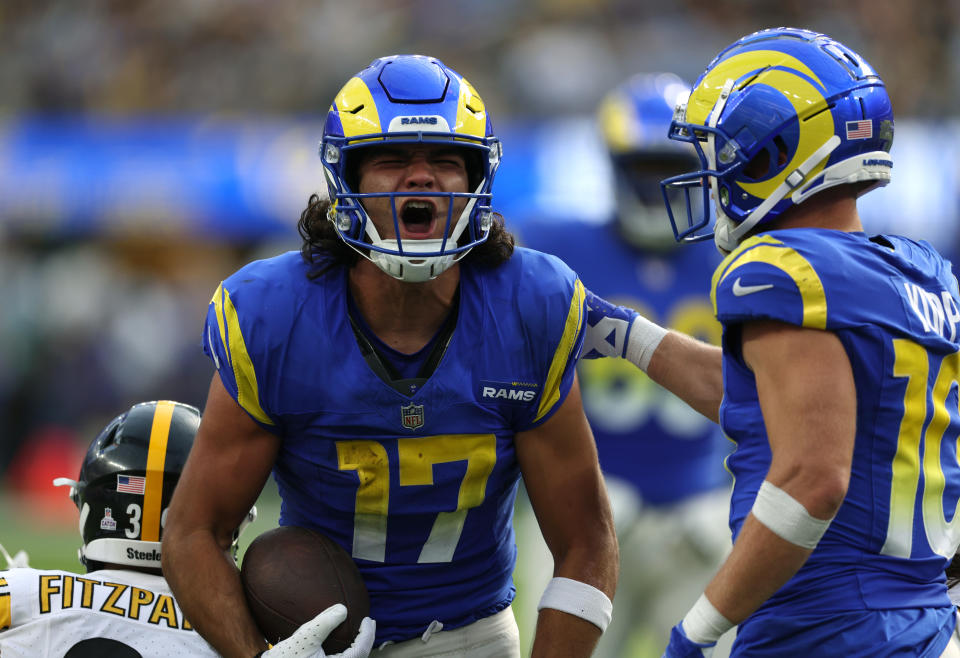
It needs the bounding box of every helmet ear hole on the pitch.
[773,135,789,167]
[743,149,770,180]
[742,136,790,181]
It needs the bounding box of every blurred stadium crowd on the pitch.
[2,0,956,117]
[0,0,958,495]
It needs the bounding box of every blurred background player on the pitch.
[0,401,239,657]
[514,73,733,657]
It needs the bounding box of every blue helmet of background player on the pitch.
[54,400,255,572]
[320,54,502,282]
[597,72,699,250]
[660,27,894,253]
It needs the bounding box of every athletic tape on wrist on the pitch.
[681,594,732,645]
[751,480,833,549]
[624,315,668,371]
[537,576,613,632]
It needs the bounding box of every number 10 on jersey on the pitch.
[883,339,960,560]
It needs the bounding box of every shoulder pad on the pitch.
[712,234,827,329]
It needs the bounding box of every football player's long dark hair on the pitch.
[297,194,515,279]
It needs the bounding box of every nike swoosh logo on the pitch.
[732,277,774,296]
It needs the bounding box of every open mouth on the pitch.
[400,200,437,237]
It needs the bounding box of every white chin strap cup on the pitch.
[370,240,460,283]
[356,188,481,283]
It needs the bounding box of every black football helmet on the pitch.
[54,400,255,572]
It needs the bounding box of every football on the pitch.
[240,526,370,652]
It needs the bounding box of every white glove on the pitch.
[262,604,376,658]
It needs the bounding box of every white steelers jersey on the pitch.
[0,567,217,657]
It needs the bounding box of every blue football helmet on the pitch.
[597,72,699,249]
[320,54,502,282]
[660,27,894,253]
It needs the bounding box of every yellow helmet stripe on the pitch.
[536,279,587,422]
[687,50,832,200]
[141,400,175,542]
[736,69,834,199]
[334,77,381,138]
[687,50,823,126]
[454,76,487,139]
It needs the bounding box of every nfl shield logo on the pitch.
[400,403,424,430]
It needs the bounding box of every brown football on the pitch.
[240,526,370,652]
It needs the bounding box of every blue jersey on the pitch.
[714,229,960,655]
[202,248,585,644]
[522,220,730,504]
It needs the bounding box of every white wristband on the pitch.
[751,480,833,549]
[537,576,613,632]
[624,315,668,371]
[681,594,733,645]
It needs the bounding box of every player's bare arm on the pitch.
[700,320,855,624]
[646,331,723,423]
[162,374,280,658]
[516,375,619,658]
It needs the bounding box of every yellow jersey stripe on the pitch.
[212,283,228,362]
[716,240,828,330]
[536,279,586,422]
[214,287,274,426]
[0,592,9,631]
[141,401,174,542]
[710,235,782,302]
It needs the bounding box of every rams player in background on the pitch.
[0,401,244,657]
[516,72,732,658]
[584,27,960,657]
[162,54,617,658]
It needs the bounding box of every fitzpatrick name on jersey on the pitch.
[0,572,193,631]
